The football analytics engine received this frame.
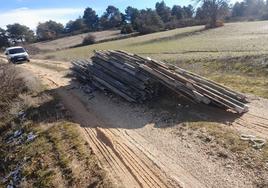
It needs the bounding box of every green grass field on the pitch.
[40,21,268,98]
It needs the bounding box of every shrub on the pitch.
[165,18,205,30]
[139,25,162,34]
[164,19,178,30]
[248,17,256,22]
[121,24,134,34]
[0,63,25,116]
[261,13,268,20]
[82,34,96,45]
[205,20,224,29]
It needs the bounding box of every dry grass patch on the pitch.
[0,93,110,187]
[211,75,268,98]
[21,121,107,187]
[185,122,268,162]
[173,55,268,98]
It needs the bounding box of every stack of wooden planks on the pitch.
[71,51,161,103]
[71,50,248,114]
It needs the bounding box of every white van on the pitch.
[5,46,30,64]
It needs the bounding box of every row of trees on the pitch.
[2,0,268,48]
[34,2,199,40]
[36,0,268,40]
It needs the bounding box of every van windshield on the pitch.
[8,48,25,54]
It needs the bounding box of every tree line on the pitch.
[1,0,268,49]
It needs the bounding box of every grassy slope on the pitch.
[44,21,268,61]
[41,21,268,98]
[31,30,122,52]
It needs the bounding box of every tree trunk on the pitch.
[209,1,218,28]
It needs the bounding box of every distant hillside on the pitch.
[30,30,127,52]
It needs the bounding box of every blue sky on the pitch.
[0,0,239,29]
[1,0,193,12]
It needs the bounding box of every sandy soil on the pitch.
[4,58,268,188]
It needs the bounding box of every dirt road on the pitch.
[5,58,268,187]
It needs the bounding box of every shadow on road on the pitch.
[28,79,243,131]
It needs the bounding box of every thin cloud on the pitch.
[0,7,84,29]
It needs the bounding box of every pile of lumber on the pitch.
[71,51,161,103]
[71,50,248,114]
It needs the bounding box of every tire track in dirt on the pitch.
[98,128,172,188]
[83,128,140,187]
[111,128,203,188]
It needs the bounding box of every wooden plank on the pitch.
[93,76,137,102]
